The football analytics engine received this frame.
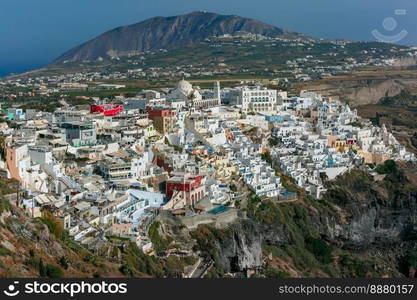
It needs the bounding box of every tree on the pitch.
[229,184,237,192]
[46,264,64,278]
[375,160,396,174]
[319,172,328,182]
[187,91,196,101]
[0,135,6,160]
[39,259,46,277]
[59,256,69,270]
[305,237,333,264]
[261,151,273,165]
[269,138,279,147]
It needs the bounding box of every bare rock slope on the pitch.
[55,11,289,63]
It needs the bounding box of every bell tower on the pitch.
[214,81,221,105]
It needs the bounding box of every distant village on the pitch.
[2,34,416,94]
[0,71,415,256]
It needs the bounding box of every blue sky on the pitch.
[1,0,416,76]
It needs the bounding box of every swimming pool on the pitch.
[207,205,229,215]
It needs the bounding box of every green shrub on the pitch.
[39,213,65,239]
[0,247,11,256]
[375,160,396,175]
[0,178,18,197]
[0,197,11,213]
[119,243,165,277]
[39,259,46,277]
[46,264,64,278]
[183,256,198,266]
[339,254,368,277]
[324,188,349,206]
[406,251,417,269]
[38,213,83,253]
[283,244,318,271]
[263,245,286,259]
[261,151,273,165]
[190,225,230,276]
[59,256,69,270]
[305,237,333,264]
[264,267,290,278]
[148,221,172,255]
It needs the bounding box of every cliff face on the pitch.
[346,79,403,106]
[214,221,263,272]
[324,167,417,247]
[392,56,417,68]
[55,11,287,63]
[0,207,122,277]
[189,163,417,277]
[0,204,198,278]
[304,78,403,106]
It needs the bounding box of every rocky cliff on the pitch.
[299,66,417,107]
[0,206,122,277]
[392,56,417,68]
[303,78,403,106]
[186,162,417,277]
[346,79,403,106]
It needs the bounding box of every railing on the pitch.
[58,174,81,190]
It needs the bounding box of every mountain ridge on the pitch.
[54,11,295,63]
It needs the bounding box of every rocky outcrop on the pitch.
[345,79,402,106]
[305,78,403,106]
[392,56,417,68]
[323,166,417,246]
[216,220,263,272]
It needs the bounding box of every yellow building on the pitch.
[334,140,347,153]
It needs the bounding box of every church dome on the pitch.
[176,80,193,92]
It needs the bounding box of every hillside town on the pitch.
[0,76,415,257]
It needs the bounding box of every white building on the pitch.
[237,86,277,113]
[110,189,165,225]
[167,80,221,109]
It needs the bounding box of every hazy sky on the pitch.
[1,0,416,76]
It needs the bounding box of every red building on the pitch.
[146,107,176,134]
[154,155,174,174]
[166,172,205,206]
[146,107,176,118]
[90,104,124,116]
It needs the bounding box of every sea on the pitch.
[0,63,44,78]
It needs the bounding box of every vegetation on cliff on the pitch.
[0,208,121,277]
[190,161,417,278]
[119,243,189,278]
[1,161,416,278]
[148,221,173,255]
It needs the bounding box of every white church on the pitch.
[167,80,221,109]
